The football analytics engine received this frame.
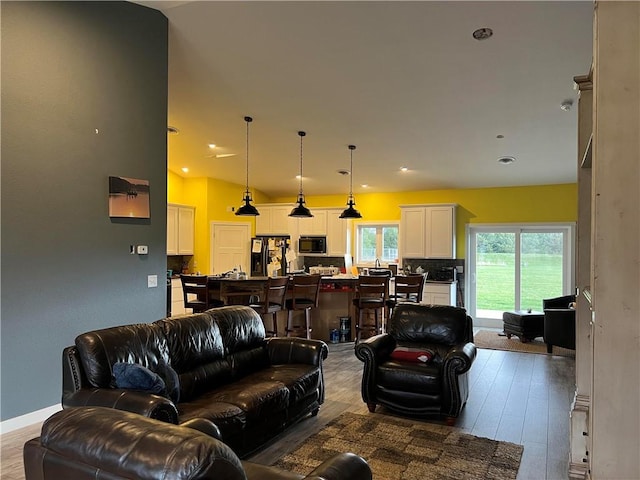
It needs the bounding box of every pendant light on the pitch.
[289,131,313,218]
[339,145,362,219]
[235,116,260,216]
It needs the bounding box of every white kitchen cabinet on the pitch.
[326,209,348,256]
[298,209,327,235]
[422,282,456,306]
[255,204,293,235]
[400,204,456,259]
[167,204,195,255]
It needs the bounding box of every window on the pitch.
[466,223,575,320]
[356,223,399,265]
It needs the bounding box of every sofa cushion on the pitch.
[75,323,170,389]
[377,360,441,395]
[210,306,266,355]
[251,364,320,405]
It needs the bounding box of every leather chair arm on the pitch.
[267,337,329,366]
[443,342,477,375]
[62,388,179,424]
[354,334,396,405]
[181,417,223,440]
[354,333,396,364]
[305,452,373,480]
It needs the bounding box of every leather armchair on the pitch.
[354,304,476,425]
[543,295,576,353]
[24,407,373,480]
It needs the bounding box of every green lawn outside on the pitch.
[476,253,563,311]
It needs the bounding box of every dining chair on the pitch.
[386,274,426,318]
[249,276,290,336]
[353,274,390,344]
[180,275,211,313]
[285,275,322,339]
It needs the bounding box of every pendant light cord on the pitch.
[298,131,306,196]
[245,116,252,194]
[349,145,356,199]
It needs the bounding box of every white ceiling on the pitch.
[138,1,593,198]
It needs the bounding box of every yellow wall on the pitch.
[273,184,577,258]
[167,171,269,273]
[169,172,576,270]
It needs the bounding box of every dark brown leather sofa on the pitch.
[355,304,476,424]
[62,305,328,457]
[24,407,372,480]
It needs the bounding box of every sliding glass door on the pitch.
[467,224,575,321]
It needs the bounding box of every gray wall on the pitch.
[1,1,168,421]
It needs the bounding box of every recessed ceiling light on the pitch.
[497,156,515,165]
[215,153,236,158]
[472,28,493,41]
[181,167,189,173]
[400,167,408,172]
[167,126,179,134]
[208,143,216,149]
[361,184,369,188]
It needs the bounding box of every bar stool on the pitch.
[180,275,211,313]
[354,275,390,344]
[249,276,289,336]
[386,274,425,318]
[285,274,321,339]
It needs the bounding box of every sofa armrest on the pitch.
[305,452,372,480]
[354,334,396,405]
[266,337,328,366]
[354,333,396,364]
[443,342,476,375]
[62,388,179,424]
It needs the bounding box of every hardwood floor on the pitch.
[1,338,575,480]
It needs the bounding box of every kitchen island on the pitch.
[205,275,358,343]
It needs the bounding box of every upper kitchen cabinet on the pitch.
[167,204,195,255]
[255,204,293,235]
[400,204,456,259]
[326,209,348,256]
[298,209,327,236]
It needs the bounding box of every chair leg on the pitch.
[305,309,311,339]
[272,311,279,337]
[286,310,293,337]
[355,307,362,344]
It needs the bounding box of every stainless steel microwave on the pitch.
[298,236,327,254]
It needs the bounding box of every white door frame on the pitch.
[210,221,252,274]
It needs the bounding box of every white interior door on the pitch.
[211,222,251,274]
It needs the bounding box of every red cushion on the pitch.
[390,349,433,363]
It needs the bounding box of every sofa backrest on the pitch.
[210,306,269,379]
[155,306,267,401]
[388,304,472,346]
[75,323,170,389]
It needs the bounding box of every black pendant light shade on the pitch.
[289,131,313,218]
[236,116,260,216]
[339,145,362,219]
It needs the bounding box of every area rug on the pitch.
[273,411,523,480]
[473,329,575,357]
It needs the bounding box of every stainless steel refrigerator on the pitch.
[250,236,291,277]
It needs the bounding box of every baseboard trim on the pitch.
[0,404,62,434]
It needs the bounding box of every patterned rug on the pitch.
[473,329,575,357]
[273,411,523,480]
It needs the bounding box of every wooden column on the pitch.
[569,71,592,480]
[589,2,640,478]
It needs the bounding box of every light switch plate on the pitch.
[147,275,158,288]
[137,245,148,255]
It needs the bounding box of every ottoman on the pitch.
[502,310,544,343]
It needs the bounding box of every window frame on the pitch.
[354,221,400,266]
